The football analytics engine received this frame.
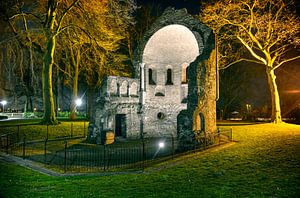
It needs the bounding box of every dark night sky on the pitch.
[137,0,300,15]
[137,0,202,14]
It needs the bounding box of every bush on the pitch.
[57,111,70,118]
[23,112,44,118]
[23,112,35,118]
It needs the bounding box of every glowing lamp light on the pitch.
[0,100,7,112]
[75,98,82,107]
[158,142,165,149]
[0,100,7,106]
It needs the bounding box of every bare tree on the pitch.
[200,0,300,123]
[0,0,42,112]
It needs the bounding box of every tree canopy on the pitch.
[0,0,136,123]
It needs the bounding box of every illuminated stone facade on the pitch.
[88,8,216,142]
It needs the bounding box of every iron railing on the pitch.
[0,128,233,173]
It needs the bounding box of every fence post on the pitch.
[17,125,20,142]
[46,125,49,140]
[22,136,26,159]
[64,140,67,173]
[218,128,220,146]
[103,144,106,171]
[83,122,86,138]
[5,134,9,154]
[71,123,73,137]
[204,131,207,150]
[44,138,47,163]
[171,135,175,160]
[142,138,146,169]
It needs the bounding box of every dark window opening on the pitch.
[117,83,120,96]
[166,69,173,85]
[157,112,165,120]
[115,114,126,138]
[149,69,156,85]
[155,92,165,96]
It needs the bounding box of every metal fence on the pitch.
[0,128,233,173]
[0,122,87,142]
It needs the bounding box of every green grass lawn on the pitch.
[0,121,88,141]
[0,122,299,197]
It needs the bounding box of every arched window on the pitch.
[120,81,128,97]
[181,63,188,84]
[129,82,138,96]
[116,83,120,96]
[166,69,173,85]
[149,69,156,85]
[110,79,118,96]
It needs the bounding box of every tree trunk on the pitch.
[266,68,282,123]
[55,65,59,116]
[69,71,78,120]
[87,85,94,121]
[42,35,58,124]
[69,48,80,120]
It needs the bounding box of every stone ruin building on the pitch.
[88,8,217,144]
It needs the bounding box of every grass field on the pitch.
[0,122,299,197]
[0,120,88,141]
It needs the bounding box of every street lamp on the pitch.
[0,100,7,112]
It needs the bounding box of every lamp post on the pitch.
[0,100,7,113]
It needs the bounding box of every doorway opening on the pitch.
[115,114,126,138]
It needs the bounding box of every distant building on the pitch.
[88,8,217,142]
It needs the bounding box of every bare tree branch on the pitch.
[220,58,264,70]
[272,55,300,71]
[237,36,267,65]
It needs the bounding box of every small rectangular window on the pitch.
[166,69,173,85]
[149,69,156,85]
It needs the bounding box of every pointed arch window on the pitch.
[166,69,173,85]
